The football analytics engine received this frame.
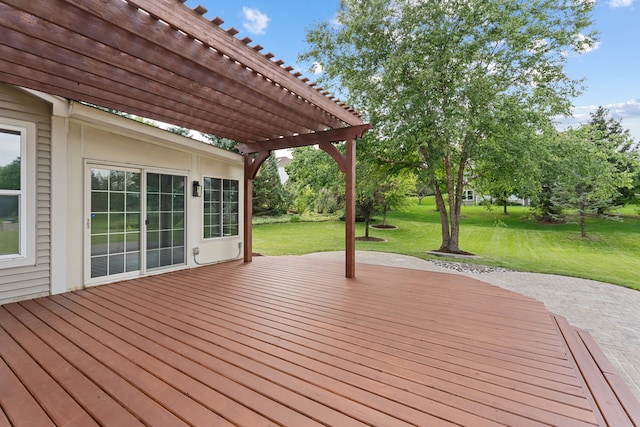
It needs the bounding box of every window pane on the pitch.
[126,252,140,272]
[91,234,109,256]
[91,191,109,212]
[161,174,173,193]
[91,256,108,278]
[172,212,184,229]
[110,192,125,212]
[126,213,140,231]
[91,169,109,191]
[126,193,140,211]
[110,170,125,191]
[109,233,125,254]
[146,213,159,231]
[173,247,184,264]
[147,231,160,250]
[0,195,19,255]
[147,173,160,193]
[125,232,140,251]
[109,254,125,275]
[147,249,159,269]
[160,248,173,266]
[126,172,140,192]
[161,193,172,211]
[0,130,21,191]
[91,213,109,234]
[173,229,185,246]
[146,193,159,212]
[173,176,185,194]
[109,213,125,232]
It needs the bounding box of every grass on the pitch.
[253,197,640,290]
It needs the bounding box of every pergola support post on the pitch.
[243,151,270,263]
[243,171,253,263]
[344,137,356,278]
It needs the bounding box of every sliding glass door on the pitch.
[145,172,185,270]
[89,167,141,279]
[87,166,186,283]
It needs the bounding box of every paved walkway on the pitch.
[300,251,640,401]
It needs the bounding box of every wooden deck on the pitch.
[1,256,638,426]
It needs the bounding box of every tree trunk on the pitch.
[365,217,370,238]
[382,204,388,226]
[433,186,451,250]
[503,191,509,215]
[580,213,587,238]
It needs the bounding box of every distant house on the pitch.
[0,84,244,304]
[462,190,530,207]
[276,155,292,184]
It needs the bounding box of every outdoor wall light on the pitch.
[192,180,202,197]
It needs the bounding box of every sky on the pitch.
[184,0,640,142]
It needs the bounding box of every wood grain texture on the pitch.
[2,257,635,425]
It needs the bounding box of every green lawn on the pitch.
[253,197,640,290]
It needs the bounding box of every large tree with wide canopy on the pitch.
[303,0,596,253]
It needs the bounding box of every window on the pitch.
[462,190,474,201]
[0,120,35,266]
[203,177,239,238]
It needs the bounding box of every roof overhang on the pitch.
[0,0,365,144]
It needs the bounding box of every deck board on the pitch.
[1,256,637,426]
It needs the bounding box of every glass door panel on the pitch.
[146,173,185,270]
[90,168,141,279]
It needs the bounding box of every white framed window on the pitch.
[203,177,239,238]
[462,190,474,201]
[0,119,36,267]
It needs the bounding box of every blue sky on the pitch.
[185,0,640,141]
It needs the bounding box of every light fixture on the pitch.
[192,180,202,197]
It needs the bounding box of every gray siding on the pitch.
[0,84,51,304]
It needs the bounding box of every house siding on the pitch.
[0,84,51,304]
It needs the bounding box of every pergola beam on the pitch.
[236,124,372,155]
[0,0,371,278]
[0,0,362,141]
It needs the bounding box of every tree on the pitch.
[473,127,551,214]
[303,0,596,253]
[354,156,385,238]
[166,125,192,138]
[378,170,414,226]
[586,107,640,205]
[286,146,343,213]
[546,127,632,237]
[202,134,239,153]
[251,153,291,216]
[0,157,21,190]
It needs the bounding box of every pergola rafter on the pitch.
[0,0,370,276]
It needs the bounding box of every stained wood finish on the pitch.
[2,257,637,426]
[0,0,364,143]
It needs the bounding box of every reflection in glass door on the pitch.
[89,168,141,279]
[146,173,185,270]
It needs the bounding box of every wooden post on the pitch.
[243,150,270,263]
[243,155,253,263]
[345,137,356,278]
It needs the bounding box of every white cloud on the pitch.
[310,62,324,75]
[242,7,270,35]
[556,99,640,141]
[609,0,633,7]
[574,33,601,53]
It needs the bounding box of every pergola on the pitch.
[0,0,370,277]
